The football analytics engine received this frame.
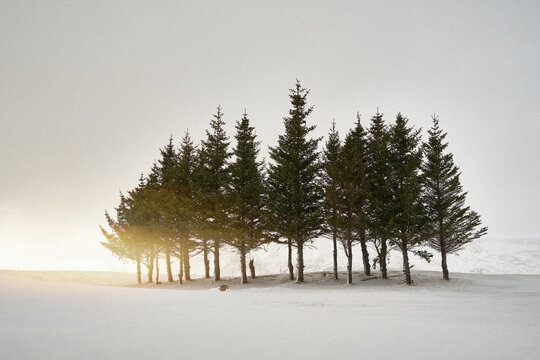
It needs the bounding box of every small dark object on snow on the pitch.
[218,285,229,291]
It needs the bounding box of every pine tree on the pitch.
[365,111,393,279]
[175,131,198,282]
[337,114,371,283]
[267,81,323,283]
[322,121,341,281]
[422,115,487,280]
[388,113,425,285]
[196,106,231,281]
[227,111,267,284]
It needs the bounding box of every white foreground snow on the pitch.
[1,270,539,360]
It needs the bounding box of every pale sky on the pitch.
[1,0,539,271]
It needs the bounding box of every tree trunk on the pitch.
[203,239,210,279]
[346,240,353,284]
[296,241,304,283]
[240,244,248,284]
[183,241,191,281]
[402,244,412,285]
[360,229,371,276]
[287,238,294,280]
[136,257,141,284]
[214,240,221,281]
[147,254,154,283]
[249,258,256,279]
[380,238,388,279]
[332,230,338,280]
[441,247,449,280]
[178,255,183,285]
[165,249,173,282]
[155,254,160,284]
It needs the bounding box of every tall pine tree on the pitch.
[227,111,267,284]
[422,115,487,280]
[338,114,371,283]
[388,113,425,285]
[267,81,323,283]
[365,111,393,279]
[322,121,341,280]
[196,106,231,281]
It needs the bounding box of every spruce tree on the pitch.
[175,131,198,282]
[337,114,371,283]
[267,81,323,283]
[196,106,231,281]
[227,111,267,284]
[365,111,393,279]
[422,115,487,280]
[388,113,425,285]
[322,121,341,281]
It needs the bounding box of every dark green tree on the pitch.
[422,115,487,280]
[337,114,371,283]
[226,111,268,284]
[388,113,425,285]
[196,106,231,281]
[365,111,393,279]
[267,81,324,283]
[322,121,341,280]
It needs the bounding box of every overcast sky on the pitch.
[1,0,539,271]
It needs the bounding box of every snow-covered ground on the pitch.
[1,270,540,360]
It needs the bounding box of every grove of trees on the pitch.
[101,81,487,285]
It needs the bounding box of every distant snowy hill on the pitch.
[185,237,540,278]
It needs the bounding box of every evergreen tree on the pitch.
[322,121,341,280]
[337,114,371,283]
[267,81,324,283]
[196,106,231,281]
[365,111,393,279]
[175,131,199,282]
[388,113,425,285]
[227,111,267,284]
[422,115,487,280]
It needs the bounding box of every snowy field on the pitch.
[1,269,540,360]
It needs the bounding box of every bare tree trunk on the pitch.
[155,253,160,284]
[287,238,294,280]
[360,229,371,276]
[402,244,412,285]
[346,240,353,284]
[165,249,173,282]
[178,255,183,285]
[380,238,388,279]
[203,239,210,279]
[332,230,338,280]
[147,254,154,283]
[240,243,248,284]
[296,241,304,283]
[183,240,191,281]
[249,258,256,279]
[214,240,221,281]
[136,257,141,284]
[441,247,449,280]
